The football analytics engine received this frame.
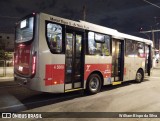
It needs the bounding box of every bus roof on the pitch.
[80,20,118,36]
[80,20,152,45]
[40,13,153,46]
[119,32,153,45]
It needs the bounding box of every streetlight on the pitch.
[139,22,160,49]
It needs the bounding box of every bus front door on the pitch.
[112,39,124,82]
[65,30,84,92]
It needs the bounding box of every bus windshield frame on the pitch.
[15,15,35,43]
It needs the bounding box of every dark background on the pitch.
[0,0,160,47]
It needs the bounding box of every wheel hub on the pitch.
[136,73,142,81]
[90,77,99,91]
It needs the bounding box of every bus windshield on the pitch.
[16,17,34,43]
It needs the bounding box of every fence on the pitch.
[0,60,13,77]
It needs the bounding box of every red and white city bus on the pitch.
[14,13,153,94]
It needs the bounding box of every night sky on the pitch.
[0,0,160,39]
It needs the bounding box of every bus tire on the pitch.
[86,74,102,94]
[135,69,144,83]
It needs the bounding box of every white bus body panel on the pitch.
[124,56,145,81]
[32,13,66,93]
[84,55,112,88]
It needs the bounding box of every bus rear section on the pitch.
[14,14,38,89]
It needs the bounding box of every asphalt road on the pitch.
[0,63,160,121]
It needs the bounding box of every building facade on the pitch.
[0,33,14,52]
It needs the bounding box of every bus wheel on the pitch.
[86,74,102,94]
[135,70,144,83]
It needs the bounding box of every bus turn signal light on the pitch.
[32,54,36,75]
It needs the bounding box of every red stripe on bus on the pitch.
[124,67,126,75]
[84,64,112,80]
[45,64,65,86]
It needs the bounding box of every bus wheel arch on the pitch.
[135,68,144,83]
[86,71,103,94]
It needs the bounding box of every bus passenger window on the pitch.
[126,40,134,56]
[76,35,82,57]
[103,35,110,56]
[96,43,102,55]
[137,42,144,57]
[88,32,110,56]
[88,32,96,55]
[46,23,62,53]
[66,33,73,57]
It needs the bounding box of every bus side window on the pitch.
[137,42,144,57]
[103,35,110,56]
[126,40,134,56]
[88,32,96,55]
[46,23,62,53]
[88,32,110,56]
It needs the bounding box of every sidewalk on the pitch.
[152,62,160,77]
[0,76,16,87]
[0,66,14,82]
[0,67,15,86]
[0,76,14,82]
[0,67,14,78]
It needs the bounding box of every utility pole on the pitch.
[152,30,155,47]
[82,5,86,21]
[140,29,160,48]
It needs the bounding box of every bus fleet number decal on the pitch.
[54,65,64,70]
